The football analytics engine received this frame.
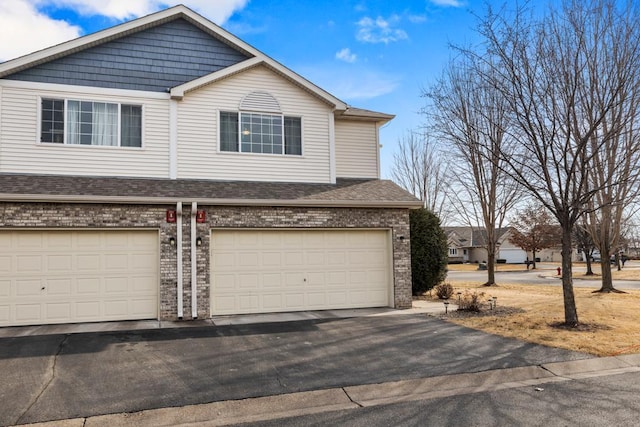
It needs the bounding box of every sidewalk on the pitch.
[18,354,640,427]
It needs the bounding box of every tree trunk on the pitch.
[561,227,579,326]
[595,242,619,293]
[485,247,496,286]
[585,251,594,275]
[532,249,537,270]
[599,258,615,292]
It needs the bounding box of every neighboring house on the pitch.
[0,6,421,327]
[443,227,527,264]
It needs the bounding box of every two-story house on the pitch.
[0,5,420,327]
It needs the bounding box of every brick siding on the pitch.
[0,202,412,320]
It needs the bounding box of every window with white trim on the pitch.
[449,248,458,256]
[40,98,142,147]
[219,111,302,155]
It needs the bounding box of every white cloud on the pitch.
[429,0,464,7]
[0,0,81,62]
[407,14,427,23]
[335,48,356,63]
[298,64,400,101]
[356,15,408,44]
[43,0,249,23]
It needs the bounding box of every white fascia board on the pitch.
[171,57,263,99]
[0,193,423,208]
[0,79,171,100]
[173,57,348,110]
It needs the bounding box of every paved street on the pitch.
[447,267,640,289]
[1,313,590,426]
[237,368,640,427]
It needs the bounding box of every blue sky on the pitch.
[0,0,486,178]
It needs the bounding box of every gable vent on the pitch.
[239,91,282,113]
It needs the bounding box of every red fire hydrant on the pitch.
[557,267,562,276]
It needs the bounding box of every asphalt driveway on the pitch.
[0,314,592,426]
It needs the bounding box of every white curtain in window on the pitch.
[92,102,118,146]
[66,100,81,145]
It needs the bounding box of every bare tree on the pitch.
[509,203,561,270]
[584,77,640,292]
[424,59,521,286]
[467,0,640,325]
[391,131,452,223]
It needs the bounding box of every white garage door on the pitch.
[211,229,391,315]
[0,230,159,327]
[499,248,528,264]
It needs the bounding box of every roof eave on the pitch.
[0,194,422,209]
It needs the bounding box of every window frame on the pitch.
[37,96,145,149]
[218,110,303,156]
[449,248,458,256]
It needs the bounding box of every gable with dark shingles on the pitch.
[2,18,250,92]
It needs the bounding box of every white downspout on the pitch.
[191,201,198,319]
[177,202,183,319]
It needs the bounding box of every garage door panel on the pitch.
[16,280,42,296]
[17,233,42,248]
[239,295,259,310]
[263,252,282,266]
[76,301,101,318]
[46,303,71,320]
[47,279,72,295]
[214,274,236,289]
[285,294,304,309]
[104,277,128,293]
[263,294,282,309]
[77,278,100,294]
[48,255,73,272]
[211,230,391,315]
[0,256,10,272]
[263,273,282,288]
[0,284,8,299]
[17,256,42,272]
[285,252,303,265]
[327,292,347,305]
[47,233,72,248]
[0,230,158,326]
[0,305,9,322]
[16,304,41,322]
[78,255,101,271]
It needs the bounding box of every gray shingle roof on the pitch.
[0,174,421,208]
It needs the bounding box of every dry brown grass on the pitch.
[427,281,640,356]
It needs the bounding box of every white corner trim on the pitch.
[329,112,336,184]
[376,123,382,179]
[191,201,198,319]
[177,201,183,319]
[169,99,178,179]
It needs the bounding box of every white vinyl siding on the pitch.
[177,65,332,183]
[0,85,170,178]
[334,120,379,179]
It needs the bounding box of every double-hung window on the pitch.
[40,98,142,147]
[220,111,302,155]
